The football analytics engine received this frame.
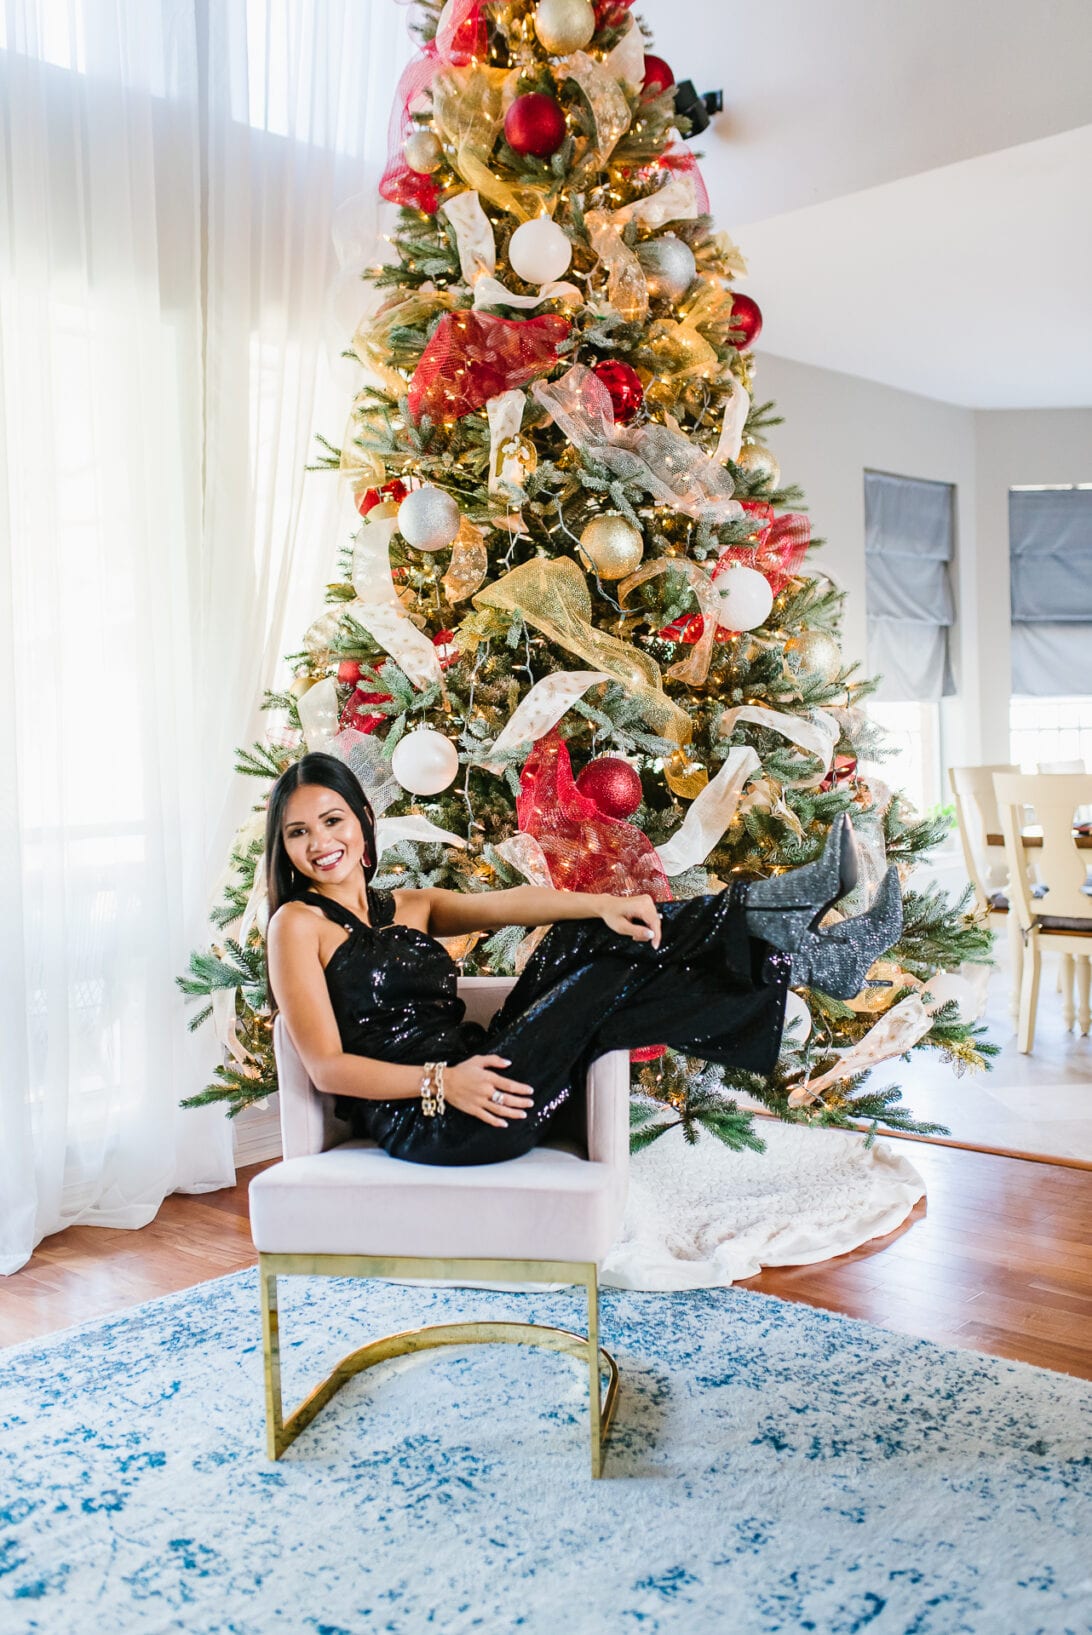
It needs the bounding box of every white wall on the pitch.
[753,353,1092,768]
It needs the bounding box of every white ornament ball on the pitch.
[781,989,813,1046]
[391,728,460,796]
[636,235,697,302]
[534,0,596,53]
[922,969,986,1022]
[403,130,443,175]
[397,485,461,552]
[715,564,774,630]
[508,217,572,286]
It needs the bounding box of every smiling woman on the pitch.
[261,752,903,1170]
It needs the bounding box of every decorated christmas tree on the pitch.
[179,0,995,1148]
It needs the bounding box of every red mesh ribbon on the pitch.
[379,0,487,215]
[516,732,672,902]
[715,503,811,596]
[659,505,811,643]
[408,310,571,422]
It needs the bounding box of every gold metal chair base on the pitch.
[259,1252,619,1477]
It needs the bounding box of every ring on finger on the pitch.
[490,1089,505,1105]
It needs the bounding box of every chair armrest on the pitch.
[587,1049,630,1199]
[274,1013,330,1160]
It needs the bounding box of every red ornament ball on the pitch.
[355,478,408,518]
[729,292,763,349]
[593,359,644,425]
[336,659,363,685]
[641,54,675,96]
[504,93,567,158]
[340,688,391,735]
[576,756,643,819]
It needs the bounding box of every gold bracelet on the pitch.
[420,1061,445,1117]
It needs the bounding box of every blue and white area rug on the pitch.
[2,1272,1089,1635]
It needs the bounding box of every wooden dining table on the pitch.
[986,828,1092,849]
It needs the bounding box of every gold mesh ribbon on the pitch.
[442,516,489,603]
[473,557,691,746]
[617,558,722,686]
[433,65,546,222]
[555,51,631,166]
[586,210,648,323]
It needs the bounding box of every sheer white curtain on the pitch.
[0,0,408,1274]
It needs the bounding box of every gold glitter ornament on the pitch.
[578,513,644,580]
[735,442,781,487]
[403,130,443,175]
[785,628,841,683]
[288,675,319,699]
[534,0,595,54]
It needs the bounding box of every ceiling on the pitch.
[641,0,1092,408]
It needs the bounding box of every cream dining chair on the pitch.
[949,765,1021,1020]
[248,977,630,1476]
[993,772,1092,1052]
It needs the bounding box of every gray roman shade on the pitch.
[1009,487,1092,697]
[865,471,956,701]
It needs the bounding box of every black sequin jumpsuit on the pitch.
[301,885,788,1167]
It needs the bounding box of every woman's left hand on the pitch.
[597,893,662,949]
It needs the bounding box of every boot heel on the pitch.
[745,813,859,953]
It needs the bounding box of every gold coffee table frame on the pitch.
[259,1253,620,1477]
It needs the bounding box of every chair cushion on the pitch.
[249,1140,625,1263]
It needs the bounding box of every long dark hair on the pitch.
[265,750,379,920]
[264,752,380,1018]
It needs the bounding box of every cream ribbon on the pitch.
[350,510,445,692]
[714,374,751,464]
[718,705,839,783]
[296,677,342,749]
[788,995,932,1107]
[377,814,467,855]
[612,173,700,230]
[656,746,760,876]
[603,16,645,92]
[480,669,613,775]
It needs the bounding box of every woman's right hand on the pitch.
[444,1056,534,1127]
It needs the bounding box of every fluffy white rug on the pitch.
[603,1122,925,1288]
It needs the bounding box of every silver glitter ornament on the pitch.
[635,236,697,302]
[397,485,461,552]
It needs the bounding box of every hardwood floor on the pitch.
[2,1142,1090,1379]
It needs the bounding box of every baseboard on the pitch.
[232,1097,283,1166]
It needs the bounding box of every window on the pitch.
[1010,696,1092,772]
[863,470,957,816]
[1009,485,1092,699]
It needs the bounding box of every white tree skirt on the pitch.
[602,1121,926,1291]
